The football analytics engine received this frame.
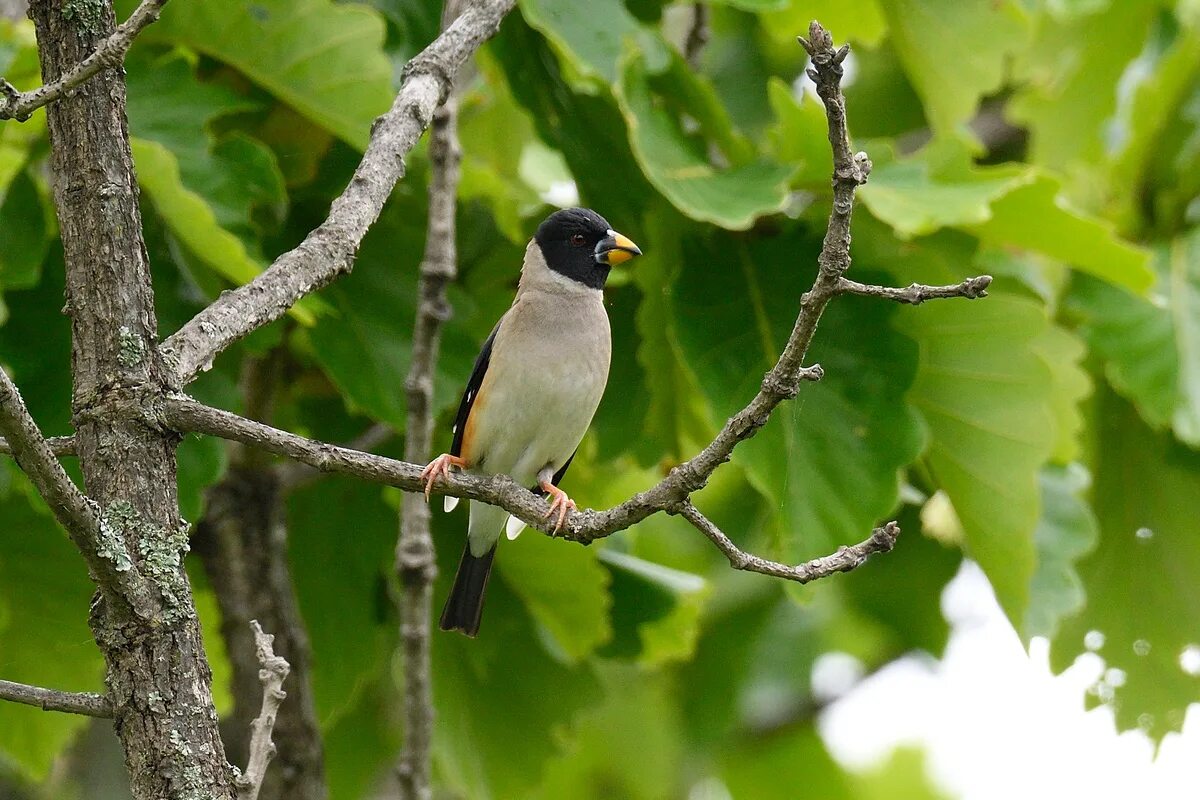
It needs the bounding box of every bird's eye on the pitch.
[570,233,586,246]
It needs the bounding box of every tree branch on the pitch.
[0,0,170,122]
[0,368,156,617]
[837,275,993,305]
[159,0,517,386]
[394,4,462,797]
[0,434,76,456]
[675,501,900,582]
[235,622,291,800]
[0,678,113,718]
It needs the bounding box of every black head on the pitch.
[534,207,642,289]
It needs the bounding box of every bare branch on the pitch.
[276,422,393,492]
[0,678,113,718]
[395,2,462,791]
[0,0,170,122]
[0,434,76,456]
[675,501,900,582]
[0,368,156,616]
[235,621,291,800]
[838,275,993,305]
[159,0,517,386]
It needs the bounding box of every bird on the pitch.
[420,207,642,637]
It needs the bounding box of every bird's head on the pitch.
[534,207,642,290]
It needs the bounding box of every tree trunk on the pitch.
[28,1,235,797]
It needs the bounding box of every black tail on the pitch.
[439,542,497,637]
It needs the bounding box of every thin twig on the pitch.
[159,0,517,386]
[675,501,900,582]
[0,434,76,456]
[0,678,113,718]
[0,0,170,122]
[394,2,461,797]
[0,368,156,617]
[837,275,992,305]
[235,621,291,800]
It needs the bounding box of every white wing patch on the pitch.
[505,514,526,540]
[443,495,459,513]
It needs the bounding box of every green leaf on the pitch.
[131,138,318,325]
[860,156,1030,239]
[1051,389,1200,741]
[0,168,50,290]
[432,512,601,800]
[671,226,925,564]
[860,143,1153,292]
[518,0,669,86]
[0,488,104,779]
[761,0,887,49]
[597,549,709,667]
[1032,323,1092,464]
[764,77,832,188]
[1068,230,1200,446]
[129,0,393,149]
[1010,1,1162,176]
[287,477,396,724]
[882,0,1031,135]
[970,173,1153,293]
[1023,464,1099,641]
[532,667,683,800]
[897,286,1055,625]
[495,532,612,663]
[722,723,853,799]
[615,53,794,230]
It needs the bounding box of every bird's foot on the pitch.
[421,453,467,501]
[539,480,576,534]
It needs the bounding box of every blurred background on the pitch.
[1,0,1199,797]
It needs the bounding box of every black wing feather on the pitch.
[450,322,500,458]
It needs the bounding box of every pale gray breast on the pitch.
[465,286,611,483]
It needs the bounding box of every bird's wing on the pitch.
[450,320,501,459]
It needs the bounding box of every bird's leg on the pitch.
[537,465,576,534]
[421,453,468,501]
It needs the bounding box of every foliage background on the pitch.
[1,0,1198,797]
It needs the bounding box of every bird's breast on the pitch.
[462,291,610,483]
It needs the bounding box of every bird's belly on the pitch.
[465,332,608,485]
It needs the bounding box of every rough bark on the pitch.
[195,468,326,800]
[28,1,233,797]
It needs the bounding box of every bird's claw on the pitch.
[421,453,465,501]
[542,485,576,534]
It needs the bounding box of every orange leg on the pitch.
[421,453,467,501]
[538,469,576,534]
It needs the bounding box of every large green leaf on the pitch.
[431,511,601,800]
[494,530,612,663]
[1070,230,1200,446]
[671,226,925,564]
[1024,464,1099,641]
[882,0,1030,135]
[287,477,397,725]
[1051,390,1200,741]
[897,288,1055,625]
[0,487,104,779]
[127,0,393,149]
[860,143,1154,292]
[615,53,794,230]
[0,168,50,291]
[518,0,668,85]
[1010,1,1162,181]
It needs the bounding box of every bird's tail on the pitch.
[439,540,497,637]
